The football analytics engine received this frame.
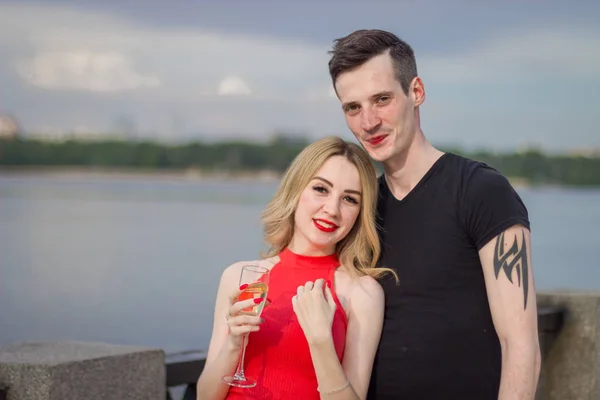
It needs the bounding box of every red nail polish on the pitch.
[239,284,248,290]
[254,298,264,304]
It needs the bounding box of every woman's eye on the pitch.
[345,196,359,204]
[313,185,327,193]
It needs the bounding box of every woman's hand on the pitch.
[225,285,265,350]
[292,278,336,345]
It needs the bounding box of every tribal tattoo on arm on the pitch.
[493,230,529,310]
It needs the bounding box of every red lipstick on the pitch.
[313,219,338,233]
[367,135,386,146]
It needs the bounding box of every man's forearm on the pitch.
[498,340,541,400]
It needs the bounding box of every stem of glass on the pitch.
[233,332,249,379]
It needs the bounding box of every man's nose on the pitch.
[360,107,382,133]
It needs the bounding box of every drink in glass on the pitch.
[222,264,269,388]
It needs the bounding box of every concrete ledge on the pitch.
[0,341,165,400]
[537,291,600,400]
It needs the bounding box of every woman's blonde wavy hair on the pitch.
[261,136,398,282]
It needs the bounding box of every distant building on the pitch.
[566,147,600,158]
[26,127,129,142]
[0,115,19,139]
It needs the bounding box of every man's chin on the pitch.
[365,148,388,163]
[356,139,389,162]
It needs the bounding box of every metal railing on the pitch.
[0,306,566,400]
[166,350,205,400]
[166,305,565,400]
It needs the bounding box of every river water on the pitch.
[1,174,599,353]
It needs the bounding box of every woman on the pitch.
[197,136,398,400]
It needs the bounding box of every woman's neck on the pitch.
[287,238,335,257]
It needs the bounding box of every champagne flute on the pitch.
[222,264,269,388]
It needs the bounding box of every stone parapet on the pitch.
[0,341,165,400]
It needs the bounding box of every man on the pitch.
[327,29,541,399]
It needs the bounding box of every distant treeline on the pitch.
[1,137,599,186]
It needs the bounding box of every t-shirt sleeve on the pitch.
[461,163,531,251]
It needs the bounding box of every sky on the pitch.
[0,0,599,152]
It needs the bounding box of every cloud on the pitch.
[300,84,339,102]
[217,75,251,96]
[4,4,597,99]
[419,28,600,84]
[16,51,160,92]
[0,3,598,150]
[0,3,332,101]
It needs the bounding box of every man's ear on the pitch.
[412,76,425,107]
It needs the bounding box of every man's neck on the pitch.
[382,133,444,201]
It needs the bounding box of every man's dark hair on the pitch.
[328,29,418,95]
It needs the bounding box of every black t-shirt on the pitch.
[367,153,530,400]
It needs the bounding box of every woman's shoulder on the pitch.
[220,256,280,279]
[337,267,384,305]
[352,274,384,300]
[345,274,384,326]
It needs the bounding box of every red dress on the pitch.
[225,247,348,400]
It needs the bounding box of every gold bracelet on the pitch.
[317,380,350,395]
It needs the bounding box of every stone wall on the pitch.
[537,291,600,400]
[1,291,598,399]
[0,341,165,400]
